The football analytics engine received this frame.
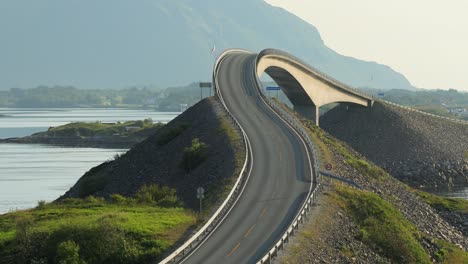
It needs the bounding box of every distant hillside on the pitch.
[320,102,468,189]
[61,97,245,210]
[0,0,414,91]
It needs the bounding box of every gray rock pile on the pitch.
[60,97,243,209]
[321,101,468,189]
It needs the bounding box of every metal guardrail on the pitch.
[159,49,253,264]
[253,52,324,264]
[378,99,468,125]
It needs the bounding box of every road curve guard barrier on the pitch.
[253,50,323,264]
[159,49,253,264]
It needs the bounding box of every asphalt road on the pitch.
[183,52,312,264]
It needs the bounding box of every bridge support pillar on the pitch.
[294,105,320,126]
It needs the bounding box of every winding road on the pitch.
[182,51,314,263]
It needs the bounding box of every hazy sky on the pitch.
[266,0,468,91]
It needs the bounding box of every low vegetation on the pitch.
[332,186,431,263]
[433,239,468,263]
[306,121,387,180]
[415,190,468,213]
[156,123,190,146]
[0,185,195,264]
[48,119,161,137]
[180,138,208,172]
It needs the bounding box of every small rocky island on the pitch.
[0,119,163,148]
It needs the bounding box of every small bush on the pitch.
[84,196,105,204]
[135,184,180,207]
[55,240,85,264]
[156,123,190,145]
[110,194,128,204]
[36,200,47,210]
[15,215,34,262]
[180,138,208,172]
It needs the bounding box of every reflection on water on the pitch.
[0,143,126,214]
[0,108,179,214]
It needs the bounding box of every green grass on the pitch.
[415,190,468,213]
[307,123,387,180]
[0,198,196,263]
[48,119,162,137]
[433,239,468,263]
[332,186,431,264]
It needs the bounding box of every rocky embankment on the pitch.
[320,101,468,189]
[60,97,244,209]
[277,114,467,263]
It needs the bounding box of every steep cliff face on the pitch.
[0,0,414,91]
[320,102,468,188]
[61,97,244,209]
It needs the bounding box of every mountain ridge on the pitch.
[0,0,415,91]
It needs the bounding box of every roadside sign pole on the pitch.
[266,86,281,99]
[199,83,212,101]
[196,187,205,217]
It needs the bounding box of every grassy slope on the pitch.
[415,191,468,214]
[274,101,467,263]
[0,98,245,263]
[0,199,195,263]
[333,186,431,263]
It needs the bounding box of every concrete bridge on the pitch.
[256,49,374,126]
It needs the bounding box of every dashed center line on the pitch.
[227,242,241,257]
[226,207,268,257]
[244,224,256,238]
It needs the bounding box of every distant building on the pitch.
[448,107,466,114]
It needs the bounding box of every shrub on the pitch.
[36,200,47,210]
[156,123,190,145]
[15,215,34,262]
[110,194,128,204]
[135,184,180,207]
[84,196,105,204]
[180,138,208,172]
[55,240,85,264]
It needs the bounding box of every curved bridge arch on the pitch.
[256,49,374,126]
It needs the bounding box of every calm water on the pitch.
[0,143,126,213]
[0,108,179,214]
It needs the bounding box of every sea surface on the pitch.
[0,108,179,214]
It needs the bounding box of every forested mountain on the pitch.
[0,0,415,90]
